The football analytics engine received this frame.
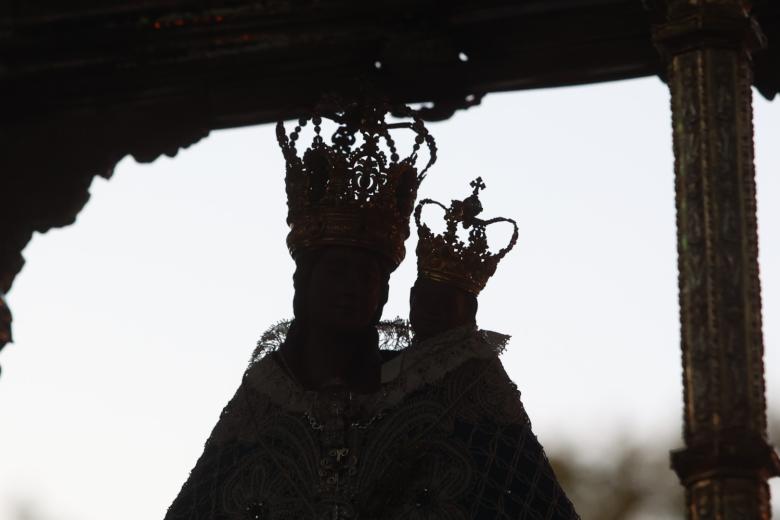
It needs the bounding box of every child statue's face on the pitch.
[409,277,476,341]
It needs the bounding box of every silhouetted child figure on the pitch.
[397,178,580,519]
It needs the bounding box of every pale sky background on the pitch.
[0,77,778,520]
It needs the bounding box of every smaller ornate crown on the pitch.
[415,178,518,295]
[277,98,436,269]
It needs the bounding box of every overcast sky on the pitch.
[1,77,777,520]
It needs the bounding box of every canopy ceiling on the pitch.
[0,0,777,320]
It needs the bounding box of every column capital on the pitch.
[652,2,765,57]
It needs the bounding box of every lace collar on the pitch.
[243,322,510,414]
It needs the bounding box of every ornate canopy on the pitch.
[1,1,778,309]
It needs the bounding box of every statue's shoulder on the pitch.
[406,328,531,426]
[403,325,510,374]
[379,326,510,403]
[438,354,531,425]
[205,352,312,446]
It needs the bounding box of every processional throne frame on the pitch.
[1,1,779,516]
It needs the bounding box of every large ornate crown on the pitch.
[277,99,437,269]
[415,178,519,295]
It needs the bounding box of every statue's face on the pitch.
[306,246,385,332]
[409,278,475,340]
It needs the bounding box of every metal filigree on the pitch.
[277,98,437,269]
[414,178,518,295]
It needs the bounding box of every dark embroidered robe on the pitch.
[165,326,579,519]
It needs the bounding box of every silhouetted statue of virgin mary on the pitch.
[164,100,578,519]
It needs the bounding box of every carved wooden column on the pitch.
[654,1,780,518]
